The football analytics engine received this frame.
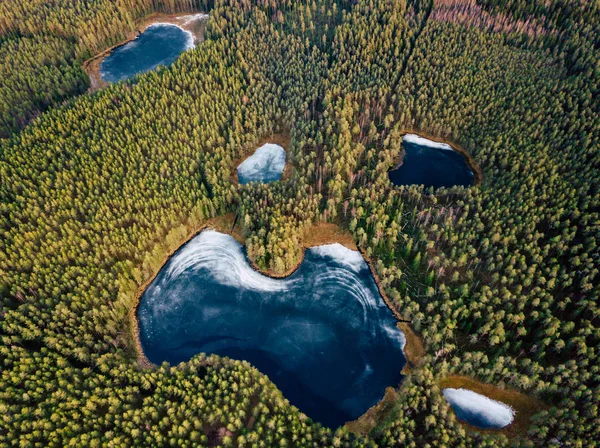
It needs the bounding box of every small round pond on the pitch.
[100,23,194,83]
[389,134,474,189]
[237,143,286,184]
[137,230,406,428]
[443,388,515,429]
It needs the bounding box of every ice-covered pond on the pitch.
[100,23,194,83]
[443,388,515,429]
[237,143,286,184]
[389,134,474,189]
[137,230,406,428]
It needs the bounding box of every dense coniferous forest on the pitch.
[0,0,213,138]
[1,0,599,446]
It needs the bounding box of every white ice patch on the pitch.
[121,39,140,51]
[358,363,374,382]
[178,13,210,26]
[166,230,291,292]
[403,133,454,151]
[384,324,407,350]
[309,243,366,273]
[148,23,195,50]
[442,388,515,428]
[237,143,286,183]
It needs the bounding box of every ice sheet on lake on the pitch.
[237,143,286,184]
[149,23,195,50]
[310,243,366,273]
[403,133,454,151]
[138,229,408,428]
[165,230,290,292]
[179,13,210,26]
[443,388,515,428]
[384,324,407,349]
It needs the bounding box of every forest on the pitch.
[1,0,599,446]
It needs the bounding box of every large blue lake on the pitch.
[100,24,193,83]
[389,134,474,189]
[137,230,406,428]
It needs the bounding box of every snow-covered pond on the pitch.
[237,143,286,184]
[443,388,515,429]
[137,230,406,428]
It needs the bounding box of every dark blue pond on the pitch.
[389,134,474,189]
[100,24,193,83]
[138,231,406,428]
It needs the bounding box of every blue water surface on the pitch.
[389,137,474,189]
[137,231,405,428]
[451,404,503,429]
[100,24,191,83]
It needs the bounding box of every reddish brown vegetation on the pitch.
[431,0,551,38]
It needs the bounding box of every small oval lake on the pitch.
[237,143,286,184]
[138,230,405,428]
[389,134,474,189]
[100,24,193,83]
[443,388,515,429]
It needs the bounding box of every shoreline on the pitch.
[83,11,208,93]
[394,130,483,186]
[345,387,399,436]
[128,219,212,367]
[129,213,242,367]
[246,221,358,278]
[359,248,424,371]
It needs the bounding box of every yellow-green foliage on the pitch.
[1,0,599,446]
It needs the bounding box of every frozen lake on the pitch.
[237,143,286,184]
[100,24,193,83]
[443,388,515,429]
[137,230,406,428]
[389,134,474,189]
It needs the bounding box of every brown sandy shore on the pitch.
[127,212,425,428]
[345,387,399,436]
[83,11,208,92]
[396,130,483,186]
